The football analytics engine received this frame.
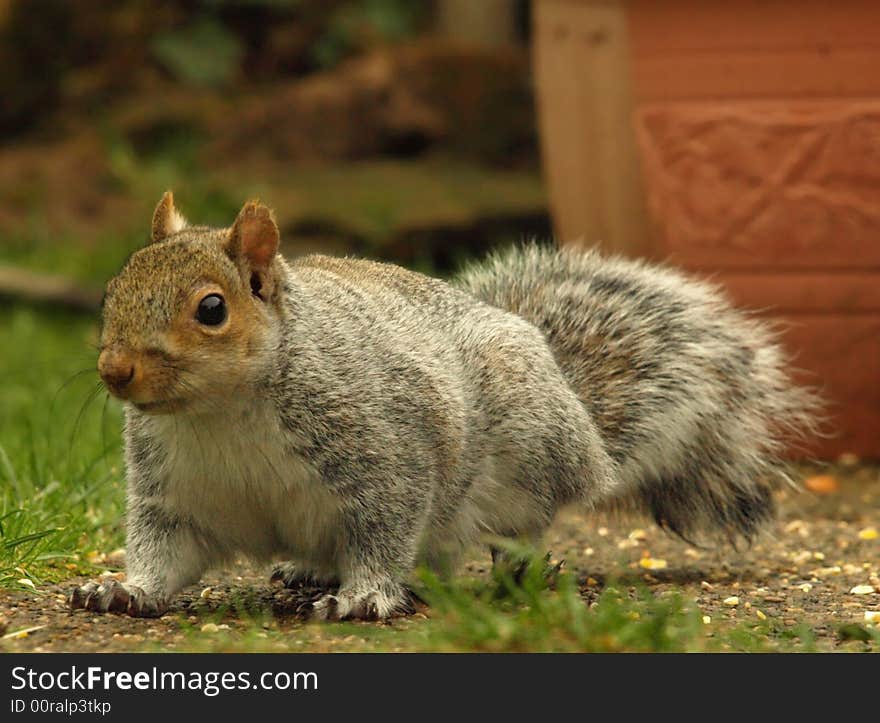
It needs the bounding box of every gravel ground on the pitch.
[1,464,878,652]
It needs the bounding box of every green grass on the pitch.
[408,556,833,652]
[415,561,705,652]
[0,306,125,588]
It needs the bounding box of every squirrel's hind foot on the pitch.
[301,582,415,621]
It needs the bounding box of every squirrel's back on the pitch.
[275,252,618,554]
[456,244,821,543]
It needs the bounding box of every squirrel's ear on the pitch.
[150,191,188,243]
[226,201,280,273]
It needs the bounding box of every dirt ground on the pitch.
[1,464,878,652]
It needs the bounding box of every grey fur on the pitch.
[71,222,817,620]
[456,243,821,544]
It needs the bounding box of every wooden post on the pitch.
[532,0,652,257]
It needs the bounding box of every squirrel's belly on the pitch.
[155,412,341,564]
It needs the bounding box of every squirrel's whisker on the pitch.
[65,381,106,478]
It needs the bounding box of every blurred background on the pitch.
[0,0,544,281]
[0,0,877,482]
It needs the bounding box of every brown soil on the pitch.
[1,464,878,652]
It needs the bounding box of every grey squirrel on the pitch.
[70,192,818,620]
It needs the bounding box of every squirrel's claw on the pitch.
[69,578,165,618]
[311,593,344,621]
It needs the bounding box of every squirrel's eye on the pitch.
[196,294,227,326]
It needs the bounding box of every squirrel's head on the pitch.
[98,192,284,414]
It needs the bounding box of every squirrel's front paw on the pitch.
[305,583,413,621]
[270,562,339,590]
[69,578,166,618]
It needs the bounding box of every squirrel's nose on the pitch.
[98,349,136,396]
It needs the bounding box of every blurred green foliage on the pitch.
[0,0,431,135]
[311,0,428,68]
[152,16,246,88]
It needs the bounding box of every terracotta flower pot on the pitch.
[534,0,880,458]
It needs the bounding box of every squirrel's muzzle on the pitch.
[98,349,137,398]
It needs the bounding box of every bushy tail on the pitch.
[455,243,822,544]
